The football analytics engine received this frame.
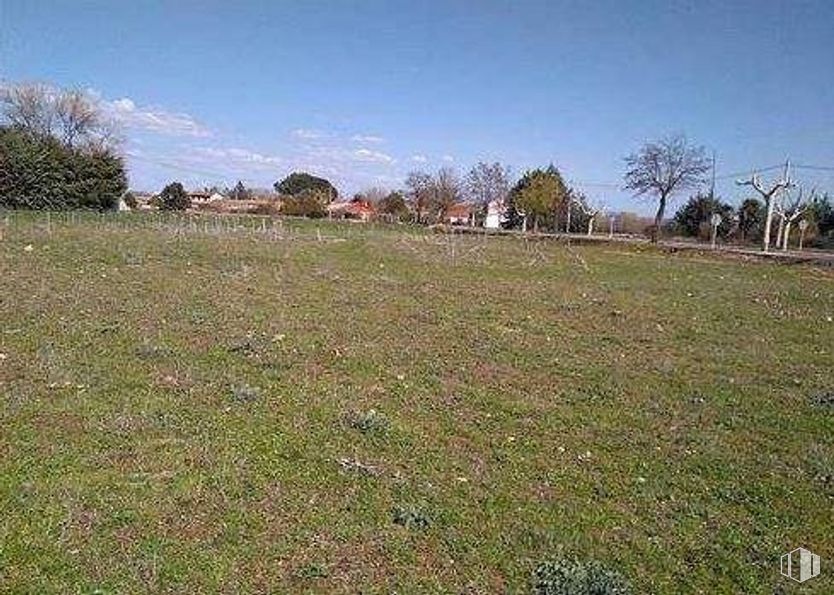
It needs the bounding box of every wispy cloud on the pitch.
[194,146,282,169]
[411,154,428,163]
[353,148,394,164]
[104,97,211,137]
[442,154,455,163]
[290,128,326,140]
[351,134,384,144]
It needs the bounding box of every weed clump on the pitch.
[347,409,390,436]
[810,391,834,410]
[229,383,260,402]
[532,557,631,595]
[392,504,431,530]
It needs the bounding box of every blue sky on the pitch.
[2,0,833,210]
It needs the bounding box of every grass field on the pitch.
[1,213,832,593]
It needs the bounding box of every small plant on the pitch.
[532,557,631,595]
[134,342,170,360]
[810,391,834,410]
[230,383,260,402]
[296,562,329,579]
[348,408,390,436]
[392,505,431,530]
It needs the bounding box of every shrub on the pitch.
[159,182,190,211]
[532,557,631,595]
[347,409,390,436]
[0,127,126,210]
[392,505,431,530]
[280,189,328,218]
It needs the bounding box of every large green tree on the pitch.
[737,197,765,242]
[274,172,337,200]
[0,127,126,210]
[159,182,190,211]
[505,165,567,232]
[672,193,735,239]
[0,83,126,210]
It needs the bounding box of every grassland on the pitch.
[1,213,832,593]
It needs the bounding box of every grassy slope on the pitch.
[1,215,832,593]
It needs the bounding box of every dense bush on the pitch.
[533,557,631,595]
[158,182,190,211]
[274,171,337,199]
[280,189,328,218]
[0,127,127,210]
[672,193,735,240]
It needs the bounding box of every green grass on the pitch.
[1,213,832,593]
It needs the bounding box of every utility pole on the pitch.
[736,159,793,253]
[710,149,716,200]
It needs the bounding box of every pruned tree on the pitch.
[776,187,812,251]
[736,165,793,252]
[578,198,606,236]
[624,134,710,243]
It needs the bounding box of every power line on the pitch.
[793,163,834,172]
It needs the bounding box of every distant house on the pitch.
[190,191,224,205]
[328,199,375,222]
[445,203,473,226]
[485,199,506,229]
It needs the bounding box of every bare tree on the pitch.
[0,83,55,137]
[624,134,710,243]
[54,89,100,147]
[405,171,434,224]
[465,161,510,208]
[1,82,120,150]
[579,199,606,236]
[736,164,793,252]
[357,186,388,204]
[776,187,812,251]
[433,166,461,221]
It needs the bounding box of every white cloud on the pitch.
[351,134,384,144]
[411,154,428,163]
[442,154,455,163]
[104,96,210,137]
[291,128,326,140]
[193,146,282,169]
[353,148,394,164]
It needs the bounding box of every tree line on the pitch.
[2,83,831,250]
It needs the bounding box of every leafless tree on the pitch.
[736,165,793,252]
[54,89,100,147]
[579,199,606,235]
[776,187,812,251]
[433,166,461,221]
[405,171,434,224]
[357,186,388,204]
[624,134,710,243]
[0,83,55,137]
[1,82,120,150]
[465,161,510,207]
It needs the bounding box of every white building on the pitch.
[485,199,506,229]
